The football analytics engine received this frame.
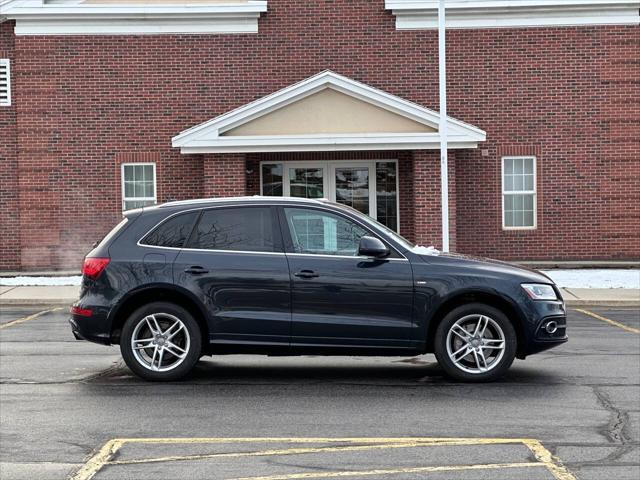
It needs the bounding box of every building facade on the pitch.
[0,0,639,271]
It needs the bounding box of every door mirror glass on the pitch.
[358,236,390,258]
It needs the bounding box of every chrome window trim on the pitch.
[136,201,408,260]
[286,252,409,262]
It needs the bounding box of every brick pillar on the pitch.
[203,153,246,197]
[412,150,457,251]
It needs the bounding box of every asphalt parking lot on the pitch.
[0,306,638,480]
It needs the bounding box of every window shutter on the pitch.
[0,59,10,106]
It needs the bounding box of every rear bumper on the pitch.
[69,315,111,345]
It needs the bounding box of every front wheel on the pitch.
[434,303,517,382]
[120,302,202,381]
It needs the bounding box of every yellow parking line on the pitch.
[227,462,546,480]
[574,308,640,334]
[108,439,526,466]
[70,439,124,480]
[524,439,577,480]
[0,307,64,330]
[105,436,529,445]
[69,437,576,480]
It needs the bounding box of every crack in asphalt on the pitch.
[592,386,635,464]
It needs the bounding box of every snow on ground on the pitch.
[541,269,640,289]
[0,276,82,287]
[0,270,638,289]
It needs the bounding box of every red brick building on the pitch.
[1,0,639,271]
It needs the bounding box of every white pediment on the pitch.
[172,70,486,153]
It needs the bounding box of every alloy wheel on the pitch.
[130,313,191,372]
[445,314,506,374]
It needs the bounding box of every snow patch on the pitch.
[0,276,82,286]
[411,245,440,256]
[541,269,640,289]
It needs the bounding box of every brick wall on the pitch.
[203,154,246,197]
[1,0,638,269]
[0,21,19,270]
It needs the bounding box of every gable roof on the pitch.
[172,70,486,153]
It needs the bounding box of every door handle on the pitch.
[294,270,319,279]
[184,266,209,275]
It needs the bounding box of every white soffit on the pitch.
[172,70,486,153]
[0,1,268,35]
[385,0,640,29]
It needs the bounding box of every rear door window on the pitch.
[141,211,199,248]
[187,207,276,252]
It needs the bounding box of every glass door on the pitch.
[331,163,373,216]
[286,164,326,199]
[260,160,399,231]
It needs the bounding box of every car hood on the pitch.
[410,247,554,285]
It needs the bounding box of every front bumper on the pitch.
[523,298,568,356]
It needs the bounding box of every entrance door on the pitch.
[261,160,399,231]
[331,163,374,216]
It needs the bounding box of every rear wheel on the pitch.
[434,303,517,382]
[120,302,201,381]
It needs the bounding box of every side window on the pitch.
[188,207,275,252]
[141,212,198,248]
[502,156,536,229]
[122,163,156,211]
[284,208,368,256]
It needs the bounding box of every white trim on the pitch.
[501,156,537,230]
[172,70,485,153]
[385,0,640,29]
[0,59,10,107]
[2,2,268,35]
[259,159,401,232]
[121,162,157,212]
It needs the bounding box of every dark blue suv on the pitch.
[70,197,567,382]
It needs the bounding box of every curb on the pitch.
[1,299,75,307]
[564,300,640,307]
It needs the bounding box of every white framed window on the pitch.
[259,159,400,232]
[502,156,536,230]
[121,163,157,211]
[0,59,11,107]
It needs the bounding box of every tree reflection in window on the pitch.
[142,212,199,248]
[189,207,274,252]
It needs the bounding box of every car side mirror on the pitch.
[358,236,390,258]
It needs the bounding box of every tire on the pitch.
[434,303,517,382]
[120,301,202,381]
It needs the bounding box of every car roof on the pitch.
[157,196,332,209]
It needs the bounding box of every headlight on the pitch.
[522,283,557,300]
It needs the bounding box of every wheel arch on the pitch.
[425,290,527,359]
[108,284,210,350]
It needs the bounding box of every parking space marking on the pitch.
[574,308,640,334]
[0,307,64,330]
[70,437,577,480]
[227,462,546,480]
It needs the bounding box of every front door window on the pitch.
[260,160,399,231]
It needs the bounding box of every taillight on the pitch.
[82,257,110,279]
[70,306,93,317]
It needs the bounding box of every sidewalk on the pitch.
[1,285,638,307]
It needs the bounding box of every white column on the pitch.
[438,0,449,252]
